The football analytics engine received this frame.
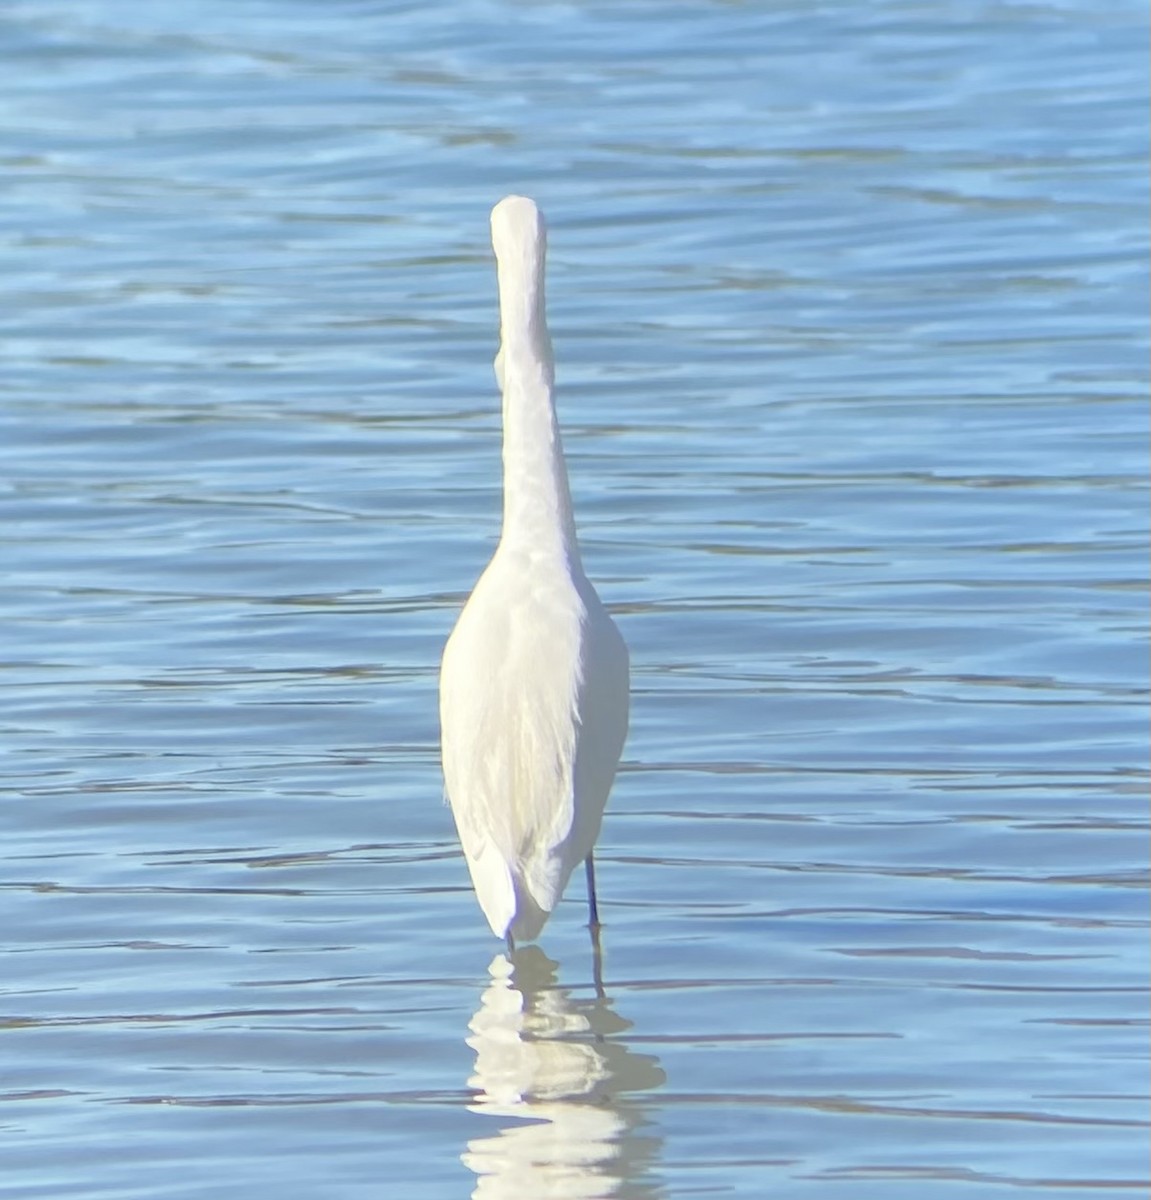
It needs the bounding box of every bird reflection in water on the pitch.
[462,945,665,1199]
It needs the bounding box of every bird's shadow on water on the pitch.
[461,944,666,1199]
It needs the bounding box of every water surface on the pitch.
[1,2,1147,1197]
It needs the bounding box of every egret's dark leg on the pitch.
[585,854,601,930]
[505,931,516,956]
[586,854,605,998]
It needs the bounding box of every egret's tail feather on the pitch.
[508,878,551,944]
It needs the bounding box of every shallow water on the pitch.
[1,1,1148,1197]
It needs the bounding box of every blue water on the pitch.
[1,2,1147,1197]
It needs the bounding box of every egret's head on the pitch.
[491,195,547,265]
[490,196,551,374]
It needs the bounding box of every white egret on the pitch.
[439,196,629,951]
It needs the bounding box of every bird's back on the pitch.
[439,546,628,941]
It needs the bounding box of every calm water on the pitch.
[1,2,1147,1197]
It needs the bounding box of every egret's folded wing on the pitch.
[439,575,583,923]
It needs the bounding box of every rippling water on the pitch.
[2,2,1147,1196]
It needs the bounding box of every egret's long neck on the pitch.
[494,219,580,564]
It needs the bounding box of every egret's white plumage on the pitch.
[439,196,629,944]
